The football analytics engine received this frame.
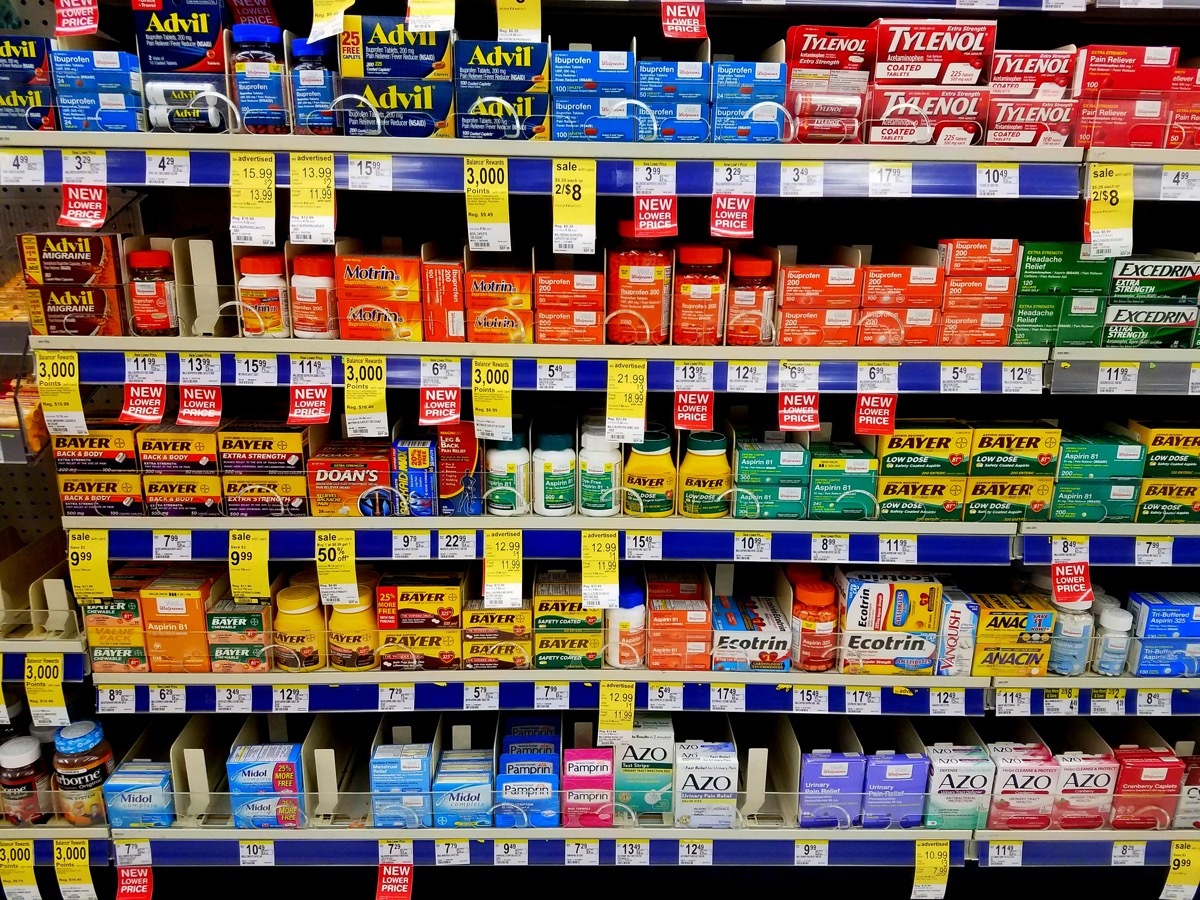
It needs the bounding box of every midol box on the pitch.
[227,744,303,795]
[102,763,174,828]
[674,742,738,828]
[613,714,675,823]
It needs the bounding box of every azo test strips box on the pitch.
[613,714,675,823]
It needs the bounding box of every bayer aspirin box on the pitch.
[226,744,304,795]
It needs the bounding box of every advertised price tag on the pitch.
[392,531,431,561]
[1002,363,1043,394]
[1137,689,1172,716]
[228,530,270,599]
[633,159,678,237]
[1098,362,1139,394]
[216,686,253,714]
[845,686,882,716]
[146,152,190,186]
[406,0,456,32]
[726,361,768,393]
[234,354,278,387]
[1136,537,1174,567]
[912,841,950,900]
[857,361,899,393]
[97,685,135,714]
[581,530,620,609]
[625,531,662,561]
[976,164,1020,199]
[59,186,106,233]
[1112,842,1146,867]
[272,685,309,713]
[879,534,918,566]
[1161,166,1200,201]
[710,683,745,712]
[148,684,186,713]
[792,686,830,714]
[565,840,600,866]
[36,350,86,436]
[472,359,514,442]
[679,840,713,866]
[930,688,966,717]
[239,841,275,867]
[648,682,683,711]
[988,842,1022,868]
[179,352,222,385]
[795,841,829,866]
[464,683,499,710]
[552,159,596,254]
[780,162,823,198]
[310,0,352,40]
[940,362,982,394]
[606,360,647,444]
[347,154,392,191]
[25,654,67,727]
[230,152,277,246]
[69,530,112,599]
[419,357,461,427]
[869,162,912,198]
[1086,163,1134,258]
[483,530,523,608]
[599,680,636,744]
[534,682,569,710]
[811,533,850,564]
[438,531,476,560]
[1163,841,1200,900]
[734,531,771,562]
[114,842,152,868]
[343,355,388,438]
[316,530,358,605]
[378,684,415,712]
[1090,688,1126,716]
[378,840,414,865]
[434,840,470,866]
[0,150,45,186]
[537,360,577,392]
[995,688,1032,717]
[615,840,649,866]
[464,157,511,252]
[494,840,528,866]
[62,149,106,185]
[54,839,93,899]
[1043,687,1080,716]
[497,0,540,39]
[0,840,38,900]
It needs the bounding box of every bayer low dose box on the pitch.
[674,742,738,829]
[371,743,433,827]
[102,763,174,828]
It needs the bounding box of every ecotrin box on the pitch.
[835,568,942,633]
[711,595,791,671]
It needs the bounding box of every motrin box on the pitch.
[136,423,218,474]
[985,98,1078,147]
[58,475,145,517]
[143,475,223,516]
[835,568,943,633]
[1017,243,1112,296]
[872,20,996,85]
[1058,431,1146,480]
[877,477,966,521]
[376,569,467,630]
[964,477,1053,522]
[712,595,791,671]
[52,420,141,474]
[222,476,308,517]
[1119,421,1200,477]
[338,17,453,79]
[869,420,972,476]
[1051,481,1138,523]
[614,714,675,823]
[967,422,1061,476]
[533,631,603,668]
[336,253,423,341]
[935,587,979,677]
[218,421,321,475]
[989,49,1076,99]
[674,742,739,828]
[379,630,463,670]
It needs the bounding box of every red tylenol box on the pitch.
[1077,96,1169,149]
[872,19,996,86]
[986,98,1078,147]
[868,86,988,145]
[989,48,1076,100]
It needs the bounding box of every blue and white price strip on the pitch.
[940,362,981,394]
[146,152,190,186]
[988,842,1022,868]
[439,531,476,560]
[114,841,152,868]
[565,840,600,866]
[272,685,309,713]
[1002,363,1043,394]
[726,361,769,393]
[1161,166,1200,201]
[879,534,918,566]
[869,162,912,199]
[976,164,1019,199]
[348,155,392,191]
[1136,537,1174,567]
[793,686,830,714]
[1162,841,1200,900]
[494,840,528,866]
[537,359,577,392]
[710,683,745,712]
[625,531,663,561]
[794,841,829,866]
[930,688,966,717]
[811,533,850,564]
[615,840,650,866]
[392,531,431,561]
[464,683,499,710]
[996,688,1031,717]
[435,840,471,866]
[379,840,414,865]
[216,685,253,713]
[649,682,684,711]
[240,842,274,867]
[534,682,569,710]
[1090,688,1126,717]
[149,685,186,713]
[97,685,135,714]
[780,163,823,198]
[379,684,415,712]
[734,531,771,562]
[845,686,882,716]
[62,149,106,185]
[1112,842,1146,867]
[1137,689,1172,716]
[1,150,45,186]
[679,840,713,866]
[152,530,192,562]
[1042,687,1079,716]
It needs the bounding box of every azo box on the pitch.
[877,477,966,521]
[533,632,603,668]
[218,421,319,476]
[550,47,636,96]
[143,474,223,516]
[870,421,972,476]
[924,745,994,829]
[0,36,52,85]
[53,421,141,474]
[222,476,308,516]
[835,568,942,633]
[136,423,218,474]
[872,20,996,85]
[58,475,145,517]
[988,751,1058,829]
[379,630,463,670]
[614,714,674,822]
[732,483,809,518]
[989,48,1075,99]
[454,40,549,92]
[674,742,738,828]
[867,86,988,145]
[1058,431,1146,480]
[227,744,303,794]
[336,253,423,341]
[0,85,55,130]
[338,17,452,79]
[392,439,437,517]
[964,477,1053,522]
[103,764,174,828]
[342,79,454,139]
[1017,243,1112,296]
[986,98,1078,147]
[50,50,142,93]
[776,308,858,347]
[1051,480,1138,523]
[732,441,810,484]
[376,569,466,630]
[841,631,937,675]
[936,588,979,677]
[711,595,791,671]
[938,239,1019,276]
[968,423,1061,476]
[1127,592,1200,638]
[1073,45,1178,96]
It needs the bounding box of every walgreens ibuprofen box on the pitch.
[938,239,1019,276]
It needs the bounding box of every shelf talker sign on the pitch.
[661,0,706,38]
[36,350,86,436]
[26,653,68,728]
[54,839,94,900]
[0,840,37,900]
[59,185,107,229]
[711,161,755,239]
[377,862,413,900]
[69,530,112,601]
[464,158,512,252]
[1085,162,1133,259]
[115,867,153,900]
[230,152,277,247]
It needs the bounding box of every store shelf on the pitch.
[977,830,1189,868]
[1085,148,1200,201]
[108,826,970,867]
[993,676,1194,715]
[1020,523,1200,566]
[30,338,1049,394]
[1049,348,1200,394]
[0,828,111,866]
[9,137,1084,199]
[72,517,1019,566]
[93,669,990,716]
[0,643,88,681]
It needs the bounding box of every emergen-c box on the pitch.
[872,20,996,86]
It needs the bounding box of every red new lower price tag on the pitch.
[1051,561,1094,607]
[287,385,332,425]
[778,392,820,431]
[119,384,166,424]
[419,386,461,426]
[177,386,223,427]
[634,196,677,237]
[710,195,754,238]
[227,0,279,24]
[674,391,714,430]
[116,866,153,900]
[58,185,107,228]
[56,0,99,35]
[377,863,413,900]
[855,393,896,435]
[661,0,706,38]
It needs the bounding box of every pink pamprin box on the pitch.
[563,748,614,828]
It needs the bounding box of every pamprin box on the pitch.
[989,48,1076,99]
[985,98,1078,147]
[872,20,996,86]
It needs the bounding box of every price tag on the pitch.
[780,162,824,198]
[36,349,86,436]
[912,840,950,900]
[929,688,966,717]
[726,361,768,393]
[233,354,277,387]
[343,355,388,438]
[778,359,821,392]
[1052,535,1089,563]
[552,159,596,255]
[625,531,662,561]
[857,361,899,393]
[792,686,830,714]
[1002,363,1043,394]
[879,534,918,566]
[25,653,66,727]
[124,352,167,385]
[988,842,1022,868]
[1086,163,1134,258]
[615,840,649,866]
[0,150,45,186]
[392,531,431,561]
[152,531,192,562]
[811,533,850,564]
[438,531,477,560]
[1043,687,1080,716]
[464,683,499,711]
[845,686,882,716]
[494,840,528,866]
[679,840,713,866]
[61,149,106,185]
[581,530,619,609]
[146,152,190,186]
[534,682,570,710]
[565,840,599,866]
[179,352,222,385]
[347,154,392,191]
[940,362,982,394]
[869,162,912,198]
[239,841,275,867]
[1113,842,1146,867]
[734,531,771,562]
[379,840,414,865]
[54,839,94,900]
[606,359,647,444]
[648,682,683,711]
[674,361,715,392]
[1136,537,1174,567]
[68,530,112,599]
[0,840,37,900]
[434,840,470,867]
[976,164,1020,199]
[483,530,522,608]
[1190,364,1200,396]
[310,0,352,40]
[290,152,335,244]
[537,359,577,392]
[472,358,513,442]
[496,0,540,39]
[599,681,636,744]
[148,684,186,713]
[464,157,511,252]
[96,685,135,714]
[710,684,745,712]
[230,151,277,247]
[290,354,332,386]
[1137,689,1172,716]
[272,685,310,713]
[1041,0,1086,7]
[419,357,461,426]
[114,841,152,868]
[315,530,357,606]
[1161,166,1200,200]
[1163,841,1200,900]
[995,688,1032,717]
[794,841,829,866]
[228,530,270,599]
[215,685,253,713]
[1090,688,1127,716]
[378,684,415,712]
[1098,362,1139,394]
[634,159,676,195]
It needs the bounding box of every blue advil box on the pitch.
[456,89,548,140]
[133,0,228,74]
[342,78,455,137]
[339,16,453,80]
[454,39,549,93]
[0,85,56,130]
[0,36,53,86]
[51,50,143,94]
[551,97,636,142]
[550,40,636,97]
[635,101,710,142]
[637,39,710,103]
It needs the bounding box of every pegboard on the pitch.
[0,452,62,542]
[7,0,50,33]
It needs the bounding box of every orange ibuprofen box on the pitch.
[858,308,941,346]
[535,269,605,344]
[336,253,423,341]
[778,265,863,308]
[776,308,858,347]
[421,255,466,342]
[939,311,1012,346]
[942,276,1016,311]
[938,239,1020,275]
[307,441,394,517]
[863,265,945,308]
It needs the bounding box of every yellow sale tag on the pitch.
[581,530,619,608]
[464,157,511,252]
[914,840,950,894]
[0,840,35,889]
[606,359,647,429]
[310,0,352,40]
[1167,841,1200,895]
[472,359,513,440]
[552,159,596,254]
[406,0,455,31]
[25,653,66,727]
[343,355,388,437]
[1087,163,1133,256]
[496,0,540,40]
[54,839,91,891]
[35,350,86,435]
[68,530,111,601]
[598,681,635,742]
[289,152,335,244]
[315,530,357,605]
[230,152,276,245]
[483,529,523,608]
[228,530,270,599]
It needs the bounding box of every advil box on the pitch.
[1073,45,1178,96]
[133,0,228,74]
[872,20,996,86]
[454,40,549,93]
[0,36,52,86]
[985,98,1078,148]
[989,48,1075,100]
[341,79,454,139]
[338,16,452,80]
[0,87,56,131]
[868,86,988,145]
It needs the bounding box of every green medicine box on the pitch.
[809,442,879,519]
[1057,432,1146,480]
[733,442,810,485]
[1050,480,1139,523]
[1018,243,1113,296]
[732,483,809,518]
